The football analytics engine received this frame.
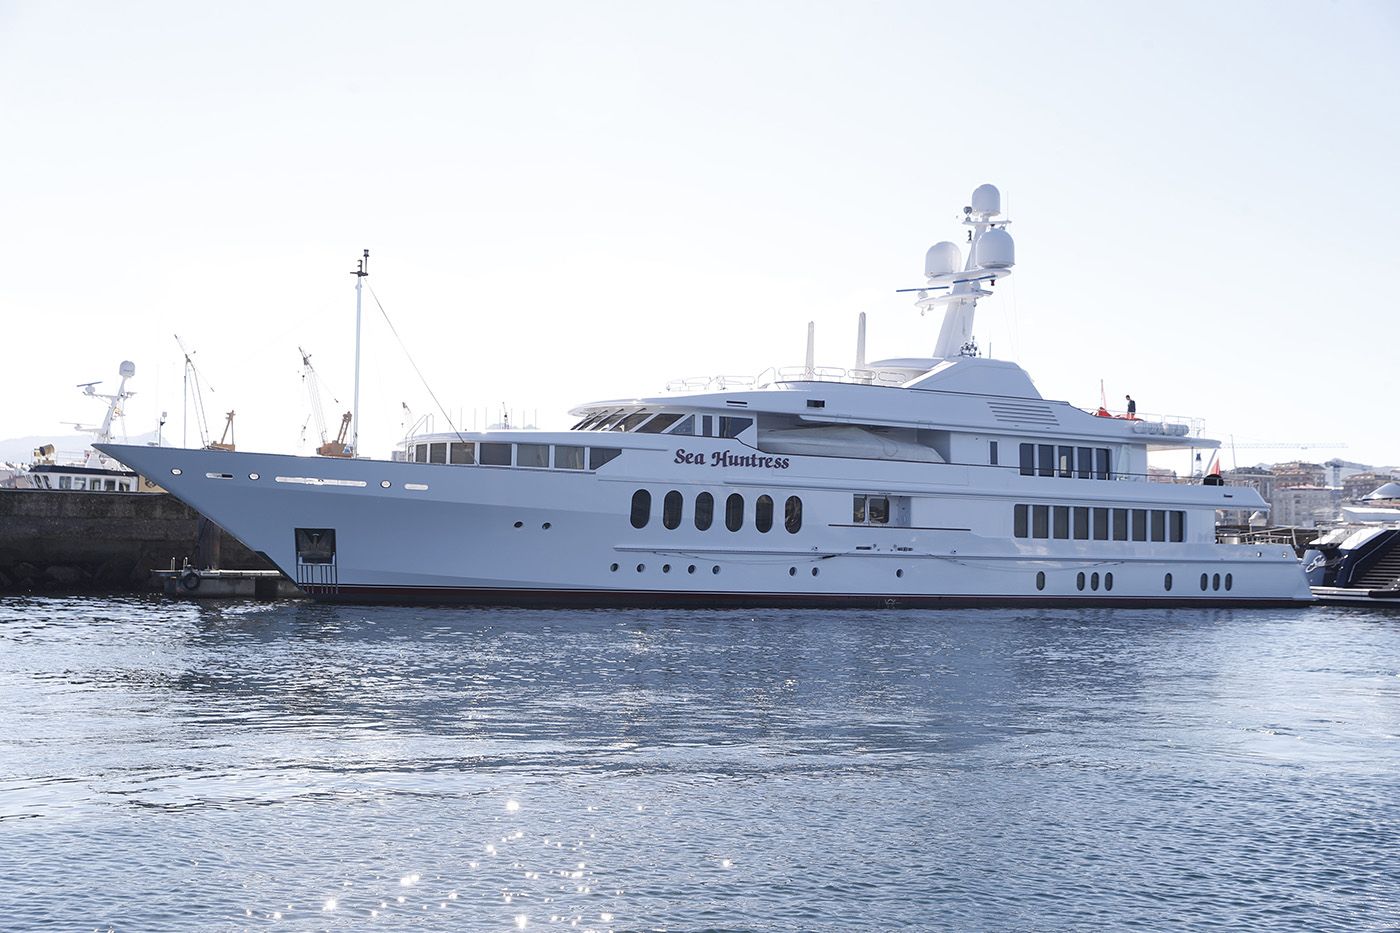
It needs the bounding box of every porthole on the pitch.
[811,567,820,577]
[636,563,645,572]
[1104,572,1114,591]
[1035,571,1046,591]
[1212,573,1221,591]
[789,567,797,577]
[712,565,720,575]
[1200,573,1209,591]
[687,565,696,574]
[380,480,391,488]
[542,522,551,529]
[1076,572,1086,591]
[1164,572,1173,592]
[662,490,683,530]
[784,496,802,534]
[610,563,619,572]
[1225,573,1233,591]
[695,492,714,531]
[1090,572,1100,591]
[171,468,182,476]
[896,568,904,579]
[663,564,671,573]
[755,495,774,533]
[725,493,744,532]
[248,472,260,481]
[513,521,523,528]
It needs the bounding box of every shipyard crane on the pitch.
[299,347,353,458]
[210,411,236,451]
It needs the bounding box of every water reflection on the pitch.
[0,597,1398,930]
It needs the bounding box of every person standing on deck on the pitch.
[1125,395,1137,417]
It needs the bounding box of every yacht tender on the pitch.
[99,185,1311,607]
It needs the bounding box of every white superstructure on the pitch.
[99,186,1310,606]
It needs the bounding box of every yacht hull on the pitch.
[98,443,1312,609]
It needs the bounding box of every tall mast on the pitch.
[351,249,369,457]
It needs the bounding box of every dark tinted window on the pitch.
[1038,444,1055,477]
[695,492,714,530]
[450,442,474,465]
[1076,446,1092,479]
[1020,443,1034,477]
[1073,506,1090,540]
[554,445,584,470]
[1057,446,1074,478]
[517,444,549,468]
[1014,504,1029,538]
[719,417,752,438]
[637,413,682,434]
[1131,509,1148,541]
[755,495,774,533]
[630,489,651,529]
[663,490,683,530]
[1170,510,1185,542]
[480,443,511,466]
[784,496,802,534]
[1150,509,1166,542]
[1032,505,1049,539]
[990,441,999,466]
[429,443,447,464]
[725,494,744,531]
[1112,508,1128,540]
[1095,448,1111,480]
[589,447,621,470]
[1053,506,1069,539]
[1092,507,1109,540]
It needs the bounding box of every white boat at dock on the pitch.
[99,185,1311,607]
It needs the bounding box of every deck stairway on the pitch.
[1354,546,1400,590]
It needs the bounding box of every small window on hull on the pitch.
[630,489,651,529]
[695,492,714,531]
[725,494,744,531]
[755,495,774,533]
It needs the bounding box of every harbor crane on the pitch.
[299,347,353,458]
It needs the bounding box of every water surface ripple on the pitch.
[1,597,1398,930]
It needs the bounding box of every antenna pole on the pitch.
[351,249,369,456]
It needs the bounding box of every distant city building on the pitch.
[1341,470,1400,502]
[1270,460,1328,489]
[1271,485,1337,527]
[1224,467,1276,504]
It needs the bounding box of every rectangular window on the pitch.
[719,416,753,439]
[479,443,512,466]
[1032,505,1050,539]
[1057,446,1074,478]
[1053,505,1070,539]
[1020,443,1035,476]
[989,441,999,466]
[517,444,549,468]
[1073,506,1090,540]
[853,495,866,524]
[1095,448,1111,480]
[1014,504,1029,538]
[1092,507,1109,540]
[58,475,71,489]
[414,443,428,463]
[701,415,713,437]
[554,445,585,470]
[1076,447,1092,479]
[1131,509,1148,541]
[668,415,695,436]
[1170,510,1185,542]
[868,496,889,524]
[1038,444,1055,477]
[450,442,474,465]
[1150,509,1167,542]
[1112,508,1128,541]
[589,447,621,470]
[429,443,447,464]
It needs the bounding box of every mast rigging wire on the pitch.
[366,285,469,445]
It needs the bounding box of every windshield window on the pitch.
[637,413,682,434]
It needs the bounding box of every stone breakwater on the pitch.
[0,490,274,592]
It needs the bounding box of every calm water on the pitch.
[1,598,1398,931]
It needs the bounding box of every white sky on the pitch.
[3,1,1397,466]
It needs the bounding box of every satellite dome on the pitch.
[119,360,136,378]
[924,241,962,279]
[975,227,1015,269]
[970,184,1001,215]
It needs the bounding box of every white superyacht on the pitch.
[100,185,1311,607]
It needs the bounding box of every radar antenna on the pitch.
[894,184,1015,359]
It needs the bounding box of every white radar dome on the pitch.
[970,184,1001,215]
[924,241,962,278]
[119,360,136,378]
[975,227,1015,269]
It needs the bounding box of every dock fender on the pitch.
[179,567,202,591]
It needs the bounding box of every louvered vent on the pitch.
[987,401,1058,425]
